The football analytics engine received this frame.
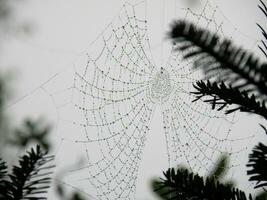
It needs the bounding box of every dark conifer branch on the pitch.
[0,145,54,200]
[247,142,267,189]
[258,0,267,58]
[191,81,267,119]
[169,20,267,98]
[154,168,253,200]
[0,158,7,180]
[0,158,8,198]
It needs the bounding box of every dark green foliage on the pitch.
[208,154,229,182]
[255,192,267,200]
[151,178,168,200]
[257,0,267,59]
[0,145,54,200]
[0,158,7,196]
[152,155,234,200]
[247,142,267,189]
[0,158,7,180]
[247,125,267,192]
[192,81,267,119]
[56,184,86,200]
[10,119,51,151]
[168,19,267,118]
[154,167,253,200]
[169,20,267,99]
[152,154,233,199]
[71,193,86,200]
[207,154,235,188]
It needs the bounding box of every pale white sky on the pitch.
[1,0,267,199]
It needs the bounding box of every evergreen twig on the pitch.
[247,142,267,189]
[0,158,7,180]
[154,168,253,200]
[0,158,7,198]
[191,81,267,119]
[0,145,54,200]
[258,0,267,59]
[169,20,267,98]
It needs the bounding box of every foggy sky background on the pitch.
[1,0,267,199]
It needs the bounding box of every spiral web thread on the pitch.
[7,0,260,199]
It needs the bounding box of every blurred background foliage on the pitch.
[0,1,85,199]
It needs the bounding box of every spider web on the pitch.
[163,0,257,174]
[6,0,261,199]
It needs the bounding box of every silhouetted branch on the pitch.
[0,145,54,200]
[0,158,7,180]
[169,20,267,99]
[154,167,253,200]
[258,0,267,58]
[191,81,267,119]
[247,142,267,189]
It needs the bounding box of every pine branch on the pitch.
[0,158,7,180]
[0,158,8,199]
[247,142,267,189]
[258,0,267,59]
[154,168,253,200]
[0,145,54,200]
[169,20,267,98]
[191,81,267,119]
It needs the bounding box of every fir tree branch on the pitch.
[258,0,267,59]
[0,158,7,180]
[247,142,267,189]
[191,81,267,119]
[0,158,8,199]
[169,20,267,98]
[0,145,54,200]
[154,168,253,200]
